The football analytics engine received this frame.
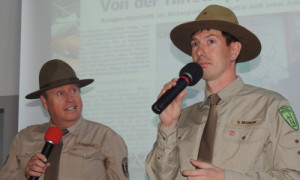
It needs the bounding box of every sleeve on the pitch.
[0,133,27,180]
[104,129,130,180]
[145,126,181,180]
[224,99,300,180]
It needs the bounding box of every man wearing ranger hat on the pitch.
[146,4,300,180]
[0,59,130,180]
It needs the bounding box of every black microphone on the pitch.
[29,127,63,180]
[152,62,203,114]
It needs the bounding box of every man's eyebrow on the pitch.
[205,33,218,38]
[191,33,218,41]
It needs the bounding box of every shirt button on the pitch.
[298,151,300,155]
[295,139,299,143]
[242,136,246,140]
[162,137,166,140]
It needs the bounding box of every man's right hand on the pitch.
[158,78,186,130]
[25,153,49,179]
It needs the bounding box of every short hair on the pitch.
[41,91,48,99]
[222,31,239,46]
[191,29,239,46]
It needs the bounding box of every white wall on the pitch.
[0,0,21,96]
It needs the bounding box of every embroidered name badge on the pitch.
[231,119,262,126]
[74,142,99,148]
[122,157,129,177]
[278,105,299,131]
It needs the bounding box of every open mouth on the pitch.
[65,106,76,111]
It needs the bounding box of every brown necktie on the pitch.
[197,94,220,163]
[44,129,68,180]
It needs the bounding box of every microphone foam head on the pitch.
[44,126,63,145]
[179,62,203,86]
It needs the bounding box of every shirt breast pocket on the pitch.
[65,147,107,178]
[215,125,269,171]
[18,145,42,169]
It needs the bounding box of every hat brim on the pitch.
[170,20,261,62]
[25,79,94,99]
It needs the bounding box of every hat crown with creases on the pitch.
[39,59,78,89]
[170,4,261,63]
[195,5,238,24]
[25,59,94,99]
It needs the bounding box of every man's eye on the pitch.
[208,39,215,44]
[191,42,199,48]
[57,92,64,96]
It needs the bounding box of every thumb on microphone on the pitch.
[25,153,50,179]
[158,78,187,105]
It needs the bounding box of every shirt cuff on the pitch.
[157,125,177,148]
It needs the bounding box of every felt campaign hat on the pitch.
[25,59,94,99]
[170,4,261,62]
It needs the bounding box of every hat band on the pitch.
[40,77,79,89]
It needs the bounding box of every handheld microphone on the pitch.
[29,127,63,180]
[152,62,203,114]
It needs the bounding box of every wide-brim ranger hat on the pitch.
[170,4,261,63]
[25,59,94,99]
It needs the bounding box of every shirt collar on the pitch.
[66,116,83,136]
[49,116,83,136]
[204,76,244,104]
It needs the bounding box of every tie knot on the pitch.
[61,129,69,136]
[209,94,220,106]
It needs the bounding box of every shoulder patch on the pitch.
[278,105,299,131]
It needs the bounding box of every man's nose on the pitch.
[196,45,206,57]
[65,92,74,101]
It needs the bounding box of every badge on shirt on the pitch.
[74,142,99,148]
[122,157,129,177]
[231,118,262,126]
[278,105,299,131]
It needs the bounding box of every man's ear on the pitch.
[40,95,48,110]
[230,41,242,61]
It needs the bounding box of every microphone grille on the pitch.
[179,62,203,86]
[44,126,63,145]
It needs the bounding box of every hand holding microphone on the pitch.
[152,62,202,129]
[27,127,62,180]
[152,62,203,114]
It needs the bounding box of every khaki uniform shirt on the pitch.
[0,117,129,180]
[146,76,300,179]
